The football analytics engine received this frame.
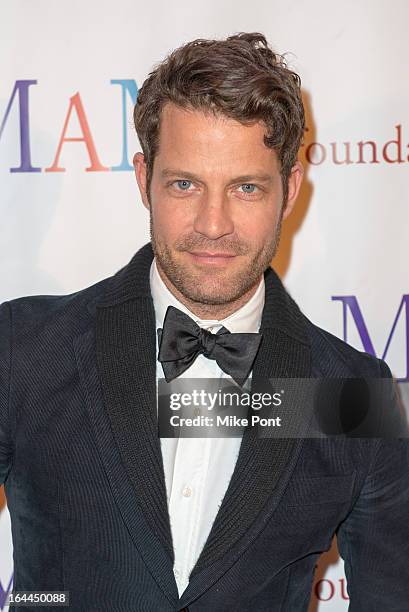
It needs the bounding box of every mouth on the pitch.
[187,251,237,266]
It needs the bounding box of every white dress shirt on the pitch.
[150,258,265,597]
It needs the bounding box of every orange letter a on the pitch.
[45,92,108,172]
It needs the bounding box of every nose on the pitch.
[193,192,234,240]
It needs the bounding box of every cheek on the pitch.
[151,199,193,237]
[234,205,279,238]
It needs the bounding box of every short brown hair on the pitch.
[133,32,305,204]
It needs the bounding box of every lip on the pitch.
[188,251,237,265]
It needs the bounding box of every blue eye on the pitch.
[240,183,257,193]
[175,179,192,190]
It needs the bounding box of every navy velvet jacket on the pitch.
[0,241,408,611]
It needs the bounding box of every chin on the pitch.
[179,282,241,305]
[184,292,235,306]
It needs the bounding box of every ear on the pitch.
[282,160,304,221]
[133,152,150,211]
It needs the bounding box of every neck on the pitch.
[155,263,263,320]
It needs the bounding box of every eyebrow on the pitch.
[161,168,274,184]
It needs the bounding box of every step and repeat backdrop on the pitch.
[1,1,408,610]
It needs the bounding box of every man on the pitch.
[0,32,408,611]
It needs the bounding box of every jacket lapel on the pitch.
[72,243,178,606]
[182,253,312,605]
[73,241,312,607]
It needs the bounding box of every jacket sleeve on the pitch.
[0,301,13,485]
[336,358,409,609]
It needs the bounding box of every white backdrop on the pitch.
[1,1,408,609]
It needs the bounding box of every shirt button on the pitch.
[174,568,180,577]
[182,485,193,497]
[207,326,214,332]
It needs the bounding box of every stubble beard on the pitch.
[149,210,283,307]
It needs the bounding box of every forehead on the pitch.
[155,102,279,173]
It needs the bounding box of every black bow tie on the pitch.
[157,305,263,386]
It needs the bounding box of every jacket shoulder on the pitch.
[303,315,389,378]
[0,275,111,337]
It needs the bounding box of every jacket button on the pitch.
[179,608,189,611]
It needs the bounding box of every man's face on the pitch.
[134,102,303,307]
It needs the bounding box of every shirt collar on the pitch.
[149,258,265,333]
